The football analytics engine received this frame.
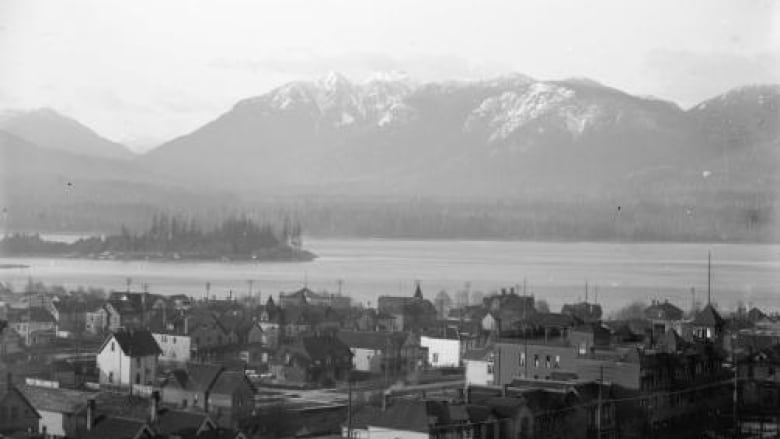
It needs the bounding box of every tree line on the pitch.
[0,214,307,260]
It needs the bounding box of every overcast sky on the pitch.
[0,0,777,152]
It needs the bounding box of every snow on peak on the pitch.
[465,82,608,141]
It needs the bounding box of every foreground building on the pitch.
[96,329,161,389]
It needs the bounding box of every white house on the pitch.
[97,329,161,389]
[18,382,88,439]
[420,334,461,368]
[152,331,191,364]
[337,331,399,373]
[463,346,495,386]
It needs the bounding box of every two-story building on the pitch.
[96,329,161,389]
[7,307,56,346]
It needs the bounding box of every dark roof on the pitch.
[561,302,603,321]
[337,331,400,350]
[644,301,684,321]
[103,329,162,357]
[0,386,41,420]
[167,363,224,392]
[524,312,581,328]
[79,416,153,439]
[7,307,56,323]
[197,427,247,439]
[693,304,725,327]
[210,370,253,396]
[747,307,767,322]
[284,335,351,363]
[18,384,90,414]
[155,409,213,435]
[89,392,152,420]
[462,346,494,361]
[368,400,432,433]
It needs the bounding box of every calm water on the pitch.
[1,239,779,314]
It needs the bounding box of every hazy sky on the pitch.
[0,0,777,151]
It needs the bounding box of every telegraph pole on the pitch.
[597,365,603,439]
[733,334,739,435]
[346,377,353,438]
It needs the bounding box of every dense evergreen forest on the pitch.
[0,214,314,261]
[2,190,777,243]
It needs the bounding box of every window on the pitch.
[137,357,141,367]
[108,372,114,383]
[111,342,115,352]
[578,342,587,355]
[554,355,561,368]
[135,373,141,384]
[520,352,526,367]
[432,353,439,364]
[534,354,539,368]
[545,355,551,369]
[487,363,494,374]
[182,399,188,408]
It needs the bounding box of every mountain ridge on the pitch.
[0,107,134,160]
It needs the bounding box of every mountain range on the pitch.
[1,73,778,239]
[142,73,779,197]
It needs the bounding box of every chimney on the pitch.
[86,398,96,431]
[150,391,160,423]
[509,287,515,295]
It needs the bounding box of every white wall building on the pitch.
[463,347,495,386]
[152,332,191,364]
[420,335,461,368]
[97,329,161,388]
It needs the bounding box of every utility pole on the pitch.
[597,365,604,439]
[346,377,352,439]
[733,334,739,435]
[707,251,712,305]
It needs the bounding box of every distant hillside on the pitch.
[142,73,753,197]
[2,75,778,242]
[0,108,134,160]
[0,130,238,233]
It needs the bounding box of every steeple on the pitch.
[413,281,423,299]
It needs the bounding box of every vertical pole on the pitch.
[733,339,738,435]
[707,251,712,305]
[346,377,352,439]
[597,365,603,439]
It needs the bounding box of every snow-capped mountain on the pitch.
[142,74,777,197]
[234,71,415,129]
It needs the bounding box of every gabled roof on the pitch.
[210,370,253,396]
[101,329,162,357]
[18,384,90,414]
[693,304,725,327]
[0,385,41,420]
[166,363,225,392]
[155,409,215,435]
[644,300,684,321]
[283,335,351,363]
